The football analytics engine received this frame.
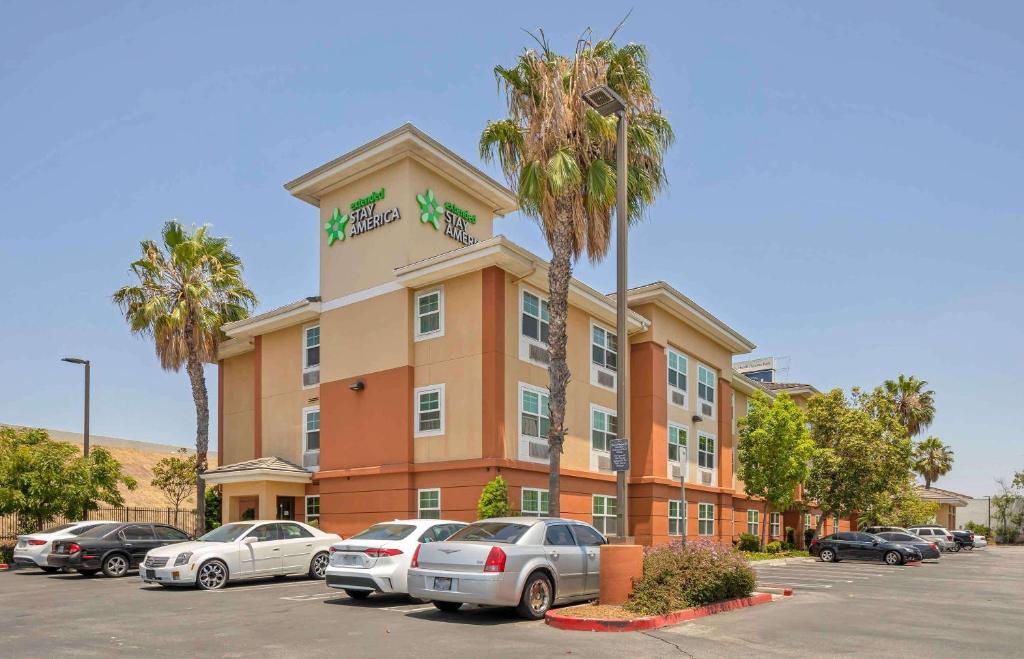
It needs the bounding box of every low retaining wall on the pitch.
[545,592,776,632]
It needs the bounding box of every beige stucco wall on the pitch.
[320,289,411,383]
[259,324,320,464]
[222,480,307,522]
[222,352,255,465]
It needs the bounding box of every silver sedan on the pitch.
[407,517,607,619]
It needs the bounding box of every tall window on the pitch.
[415,385,444,436]
[303,325,320,387]
[591,325,617,372]
[418,489,441,519]
[803,512,812,529]
[669,499,687,536]
[415,289,443,339]
[592,495,617,537]
[697,364,716,414]
[668,425,687,467]
[521,291,550,344]
[303,407,320,453]
[698,433,716,470]
[770,512,781,537]
[591,407,618,452]
[667,349,688,407]
[747,509,759,536]
[833,514,840,532]
[305,496,320,525]
[521,488,549,517]
[520,387,551,440]
[698,503,715,536]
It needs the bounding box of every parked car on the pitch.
[407,517,607,620]
[951,530,976,551]
[140,520,340,590]
[862,526,911,535]
[874,531,941,560]
[908,526,956,552]
[809,531,923,565]
[13,521,116,571]
[972,534,988,548]
[326,519,466,599]
[49,522,191,577]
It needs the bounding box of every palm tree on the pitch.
[480,27,673,516]
[883,374,936,437]
[114,221,256,532]
[913,436,954,488]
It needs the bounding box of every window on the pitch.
[591,324,617,372]
[418,489,441,519]
[303,325,320,387]
[698,503,715,536]
[305,496,320,524]
[415,385,445,437]
[521,290,550,344]
[591,407,618,453]
[592,495,618,537]
[697,364,716,415]
[419,524,464,543]
[415,288,444,340]
[303,407,320,453]
[521,488,549,517]
[667,349,688,407]
[669,499,688,536]
[280,523,314,539]
[121,525,154,541]
[698,433,716,470]
[770,512,781,538]
[545,525,576,546]
[668,425,688,465]
[833,514,840,532]
[573,525,606,546]
[245,524,280,542]
[155,526,190,541]
[747,510,759,536]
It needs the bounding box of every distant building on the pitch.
[734,357,777,383]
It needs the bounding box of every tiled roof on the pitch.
[205,456,306,475]
[761,382,815,391]
[916,486,972,504]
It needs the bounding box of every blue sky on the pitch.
[1,1,1021,496]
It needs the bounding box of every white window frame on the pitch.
[302,323,320,389]
[747,509,759,536]
[770,512,781,538]
[667,423,688,480]
[414,287,444,341]
[590,321,618,391]
[301,405,320,472]
[417,488,441,519]
[521,488,549,517]
[698,432,717,471]
[414,384,445,437]
[667,348,689,409]
[518,286,550,365]
[590,404,618,472]
[804,513,812,529]
[518,382,551,464]
[304,495,320,524]
[592,494,618,537]
[697,363,716,418]
[698,502,715,536]
[668,499,688,537]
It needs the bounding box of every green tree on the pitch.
[860,476,939,528]
[114,222,256,533]
[883,374,936,437]
[0,427,137,532]
[477,476,512,519]
[151,448,197,526]
[480,27,673,515]
[913,436,954,488]
[736,392,814,547]
[205,487,222,530]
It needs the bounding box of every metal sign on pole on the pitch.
[609,438,630,472]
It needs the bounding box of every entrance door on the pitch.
[276,496,296,520]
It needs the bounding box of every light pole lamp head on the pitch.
[582,85,627,116]
[62,357,89,365]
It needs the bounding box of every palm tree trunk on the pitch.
[184,329,210,535]
[546,214,574,519]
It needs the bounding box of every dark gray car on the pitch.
[875,531,941,560]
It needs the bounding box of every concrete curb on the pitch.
[758,586,794,596]
[750,557,816,567]
[544,592,775,632]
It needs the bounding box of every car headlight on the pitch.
[174,552,193,566]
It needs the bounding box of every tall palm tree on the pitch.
[883,374,936,437]
[913,436,954,488]
[480,27,673,516]
[114,222,256,532]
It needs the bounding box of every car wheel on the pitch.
[345,589,372,600]
[952,543,961,553]
[196,559,229,590]
[77,569,100,577]
[819,548,835,563]
[308,552,329,579]
[432,600,463,613]
[516,572,553,620]
[40,566,61,574]
[102,554,130,578]
[884,551,903,566]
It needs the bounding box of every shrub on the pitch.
[965,521,992,537]
[785,526,796,546]
[765,541,783,554]
[803,528,816,546]
[477,476,511,519]
[738,533,761,552]
[625,542,757,616]
[0,542,13,566]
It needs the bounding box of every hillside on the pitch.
[5,426,219,509]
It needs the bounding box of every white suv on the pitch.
[908,526,956,551]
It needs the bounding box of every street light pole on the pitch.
[61,357,90,457]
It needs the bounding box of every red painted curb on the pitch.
[782,588,794,596]
[0,564,9,570]
[545,593,774,632]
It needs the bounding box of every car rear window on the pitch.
[447,522,530,544]
[351,524,416,541]
[76,524,120,538]
[40,523,76,534]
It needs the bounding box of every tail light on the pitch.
[930,543,937,550]
[67,543,81,554]
[28,539,47,546]
[809,539,818,547]
[410,544,421,569]
[329,546,338,554]
[946,535,953,541]
[364,548,403,557]
[483,546,507,573]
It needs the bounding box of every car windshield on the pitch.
[447,522,530,544]
[40,523,76,534]
[351,524,416,541]
[198,523,254,542]
[76,523,120,538]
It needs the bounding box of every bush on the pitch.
[803,528,816,546]
[738,533,761,552]
[477,476,511,519]
[0,542,13,565]
[625,542,756,616]
[785,527,796,546]
[765,541,783,554]
[965,521,992,537]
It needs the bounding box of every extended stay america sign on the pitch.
[324,187,401,245]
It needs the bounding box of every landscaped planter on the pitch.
[545,592,777,632]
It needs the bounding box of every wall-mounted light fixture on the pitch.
[349,380,365,392]
[692,415,703,424]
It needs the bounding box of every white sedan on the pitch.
[325,519,466,599]
[140,520,340,590]
[13,521,116,571]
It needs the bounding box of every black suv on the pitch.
[49,522,191,577]
[809,531,923,565]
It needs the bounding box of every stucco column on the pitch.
[718,378,734,489]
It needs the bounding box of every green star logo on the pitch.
[324,207,348,245]
[416,188,442,230]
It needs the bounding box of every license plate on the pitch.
[433,577,452,591]
[343,555,360,565]
[16,541,25,548]
[145,569,156,580]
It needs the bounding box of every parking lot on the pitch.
[2,547,1022,657]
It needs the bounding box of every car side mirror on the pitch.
[242,536,258,545]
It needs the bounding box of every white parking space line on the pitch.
[758,582,832,589]
[280,592,336,602]
[755,569,873,579]
[204,580,327,594]
[757,575,857,583]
